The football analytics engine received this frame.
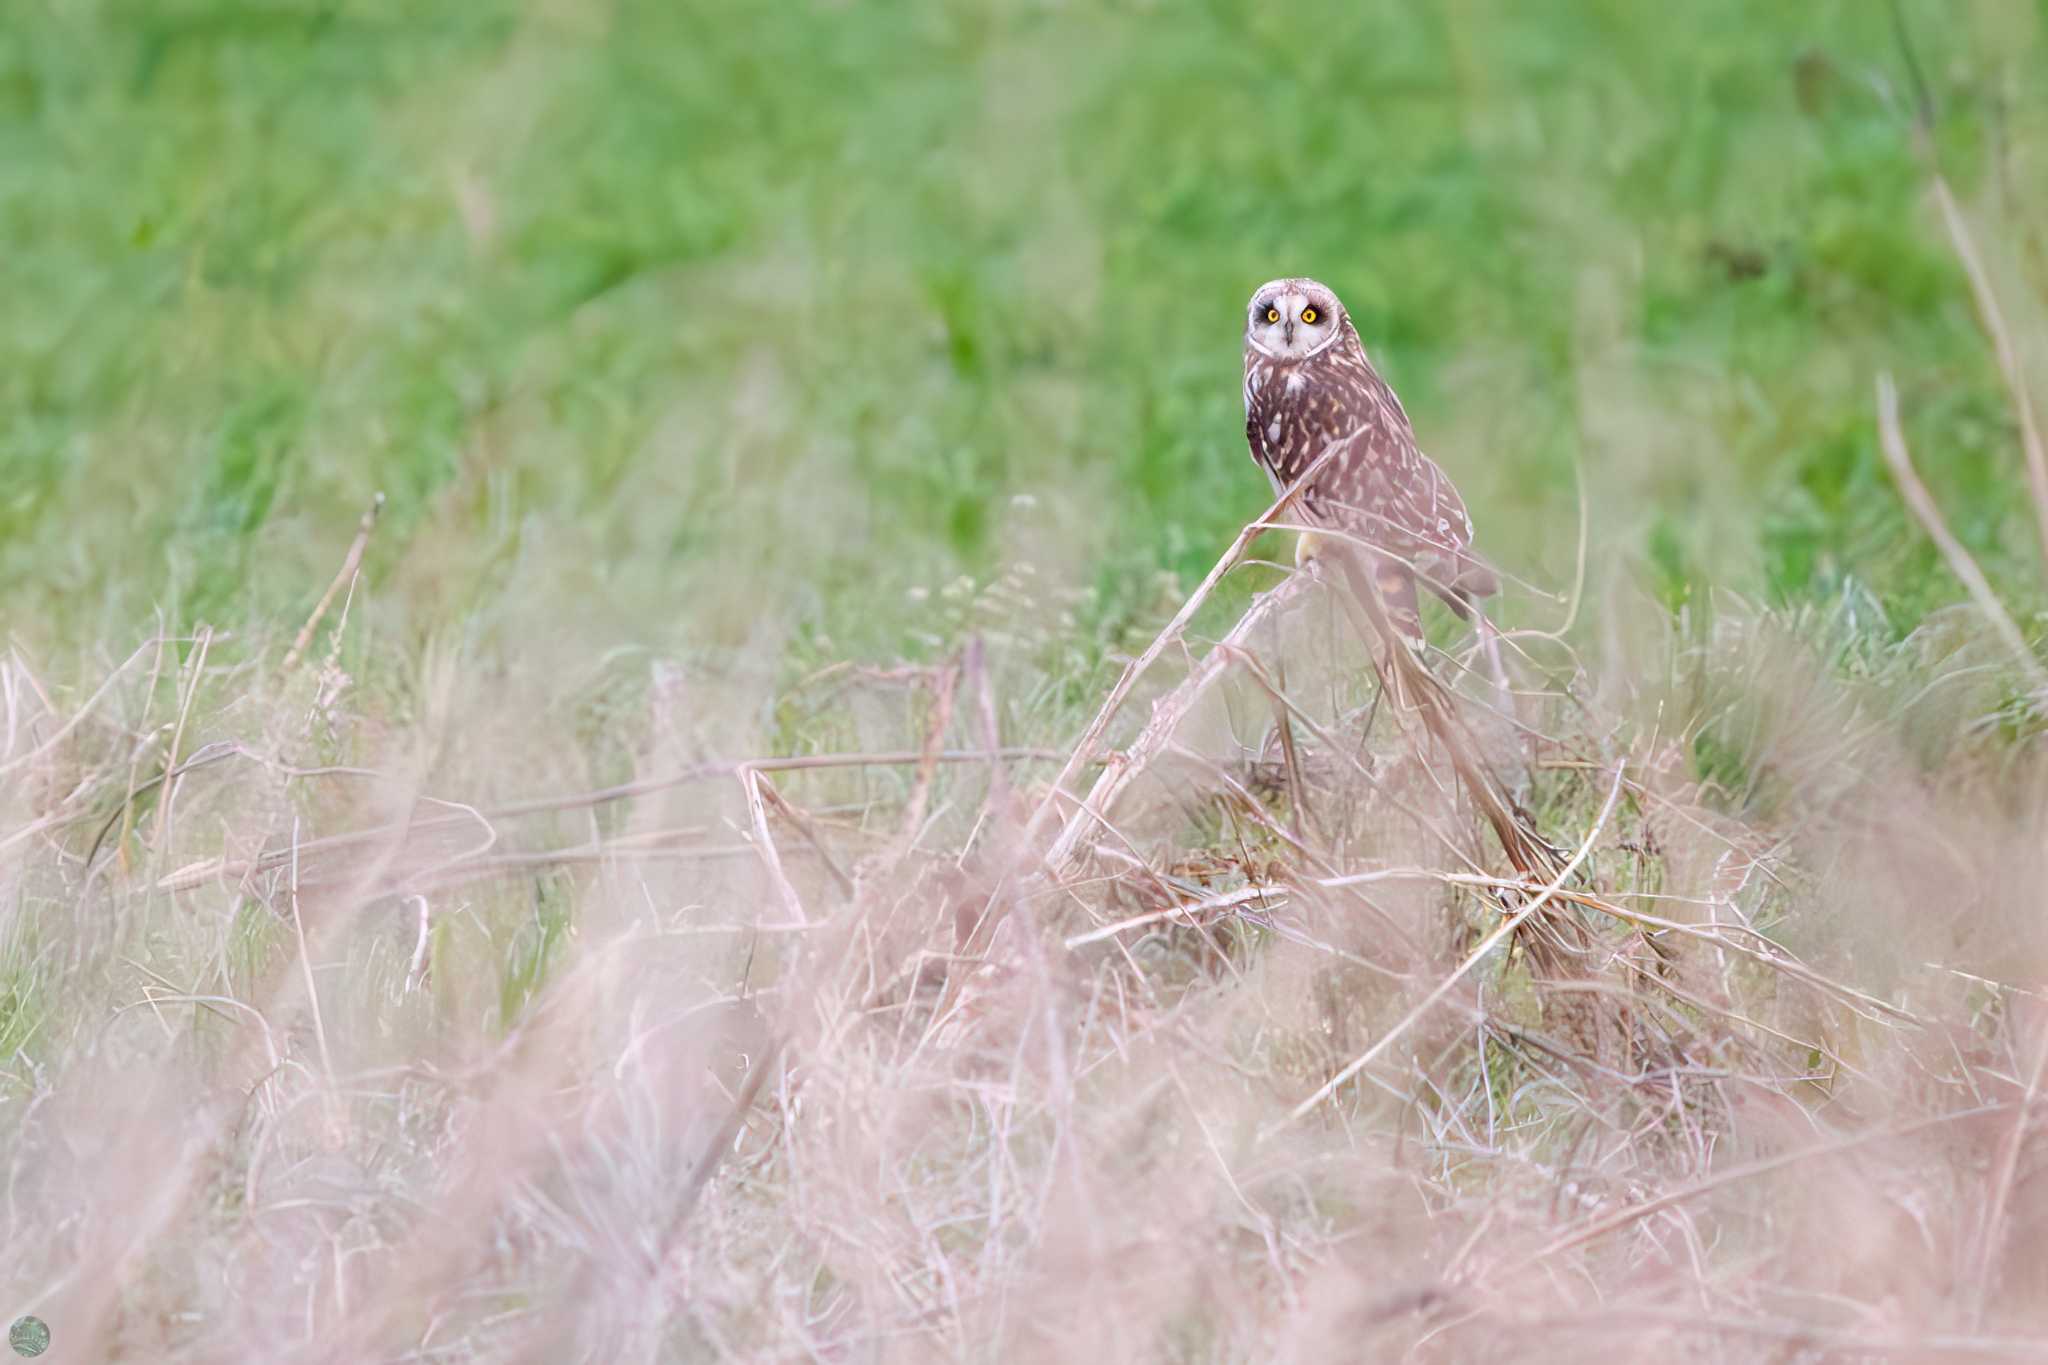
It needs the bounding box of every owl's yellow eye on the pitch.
[1301,307,1319,324]
[1265,307,1280,324]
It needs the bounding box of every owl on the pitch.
[1242,277,1497,644]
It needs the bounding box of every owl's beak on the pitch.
[1284,319,1295,345]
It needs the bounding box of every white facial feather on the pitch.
[1243,277,1345,362]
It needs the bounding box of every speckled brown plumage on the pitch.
[1242,277,1496,638]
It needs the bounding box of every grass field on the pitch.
[7,1,2048,1359]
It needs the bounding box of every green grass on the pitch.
[5,0,2045,665]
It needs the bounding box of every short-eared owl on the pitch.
[1242,276,1497,641]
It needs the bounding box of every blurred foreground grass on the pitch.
[4,0,2046,666]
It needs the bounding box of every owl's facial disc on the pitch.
[1245,279,1343,361]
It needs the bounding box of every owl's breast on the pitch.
[1245,364,1362,498]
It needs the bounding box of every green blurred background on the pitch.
[4,0,2045,664]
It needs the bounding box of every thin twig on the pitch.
[1319,866,1923,1028]
[113,621,171,872]
[483,747,1061,822]
[659,1038,781,1266]
[86,739,239,869]
[404,895,433,993]
[1267,656,1314,839]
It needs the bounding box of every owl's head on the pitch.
[1244,277,1346,361]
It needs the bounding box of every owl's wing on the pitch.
[1245,410,1286,499]
[1393,451,1499,610]
[1326,446,1498,613]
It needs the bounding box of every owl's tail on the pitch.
[1346,547,1511,710]
[1422,553,1501,620]
[1331,548,1560,885]
[1331,547,1604,1054]
[1418,553,1508,697]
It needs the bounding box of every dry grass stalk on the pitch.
[281,491,384,673]
[148,625,211,871]
[1062,884,1284,950]
[1876,372,2048,690]
[1929,173,2048,569]
[1972,1005,2048,1328]
[896,657,961,855]
[965,634,1009,825]
[740,766,807,926]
